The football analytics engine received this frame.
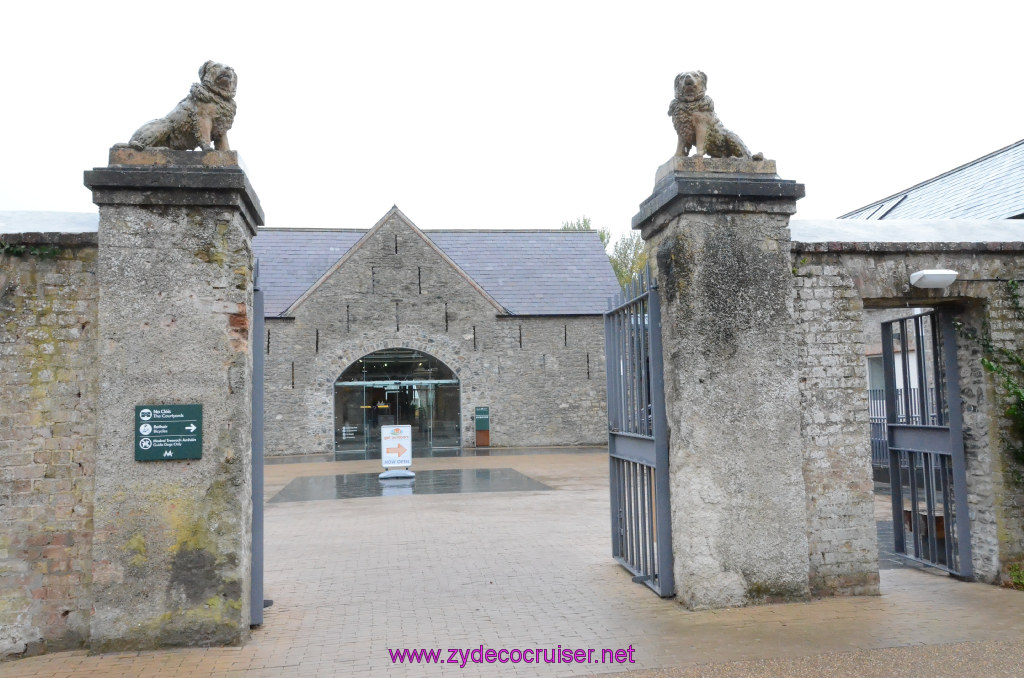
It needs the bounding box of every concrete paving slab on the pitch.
[3,450,1024,677]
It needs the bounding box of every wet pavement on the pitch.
[5,449,1024,677]
[269,467,552,502]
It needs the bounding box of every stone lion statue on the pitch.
[128,61,237,151]
[669,71,762,160]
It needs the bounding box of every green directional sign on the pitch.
[475,406,490,431]
[135,405,202,461]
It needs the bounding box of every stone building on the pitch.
[251,207,619,458]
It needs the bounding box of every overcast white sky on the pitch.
[1,1,1021,242]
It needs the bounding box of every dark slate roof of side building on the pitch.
[252,228,621,317]
[839,139,1024,220]
[253,229,366,317]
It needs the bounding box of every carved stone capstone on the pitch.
[668,71,762,161]
[126,61,237,152]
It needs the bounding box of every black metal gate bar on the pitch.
[882,311,972,576]
[940,311,973,575]
[604,265,674,597]
[250,260,265,624]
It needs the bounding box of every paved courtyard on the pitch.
[4,450,1024,677]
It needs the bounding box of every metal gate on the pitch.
[604,266,674,597]
[882,311,972,576]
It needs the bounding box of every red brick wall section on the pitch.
[0,233,98,658]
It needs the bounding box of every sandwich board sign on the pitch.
[380,425,414,479]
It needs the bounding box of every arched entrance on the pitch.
[334,348,460,459]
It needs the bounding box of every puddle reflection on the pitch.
[270,468,551,502]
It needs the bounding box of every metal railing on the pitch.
[868,388,939,467]
[604,265,673,597]
[882,312,972,577]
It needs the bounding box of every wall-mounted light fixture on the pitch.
[909,269,959,289]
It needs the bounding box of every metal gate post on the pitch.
[940,312,973,578]
[250,260,266,625]
[646,276,674,595]
[881,321,906,554]
[605,305,617,558]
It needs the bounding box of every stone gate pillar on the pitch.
[84,148,263,650]
[633,157,807,609]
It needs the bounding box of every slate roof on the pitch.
[427,230,621,315]
[252,229,365,317]
[252,227,620,317]
[840,139,1024,219]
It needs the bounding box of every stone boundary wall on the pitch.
[792,240,1024,585]
[789,248,877,596]
[1,232,99,658]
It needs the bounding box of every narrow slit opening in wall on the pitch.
[518,325,522,348]
[291,362,295,389]
[266,329,271,354]
[587,352,590,379]
[444,302,449,332]
[473,326,477,350]
[346,305,351,332]
[371,266,376,294]
[394,234,398,254]
[418,267,422,294]
[395,301,400,332]
[564,325,567,347]
[315,329,319,353]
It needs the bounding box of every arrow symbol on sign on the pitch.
[385,443,407,456]
[186,424,197,433]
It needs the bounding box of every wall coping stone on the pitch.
[792,241,1024,254]
[84,147,264,234]
[633,163,805,232]
[0,231,98,246]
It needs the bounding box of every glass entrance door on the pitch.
[334,349,460,459]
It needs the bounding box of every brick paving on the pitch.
[4,450,1024,677]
